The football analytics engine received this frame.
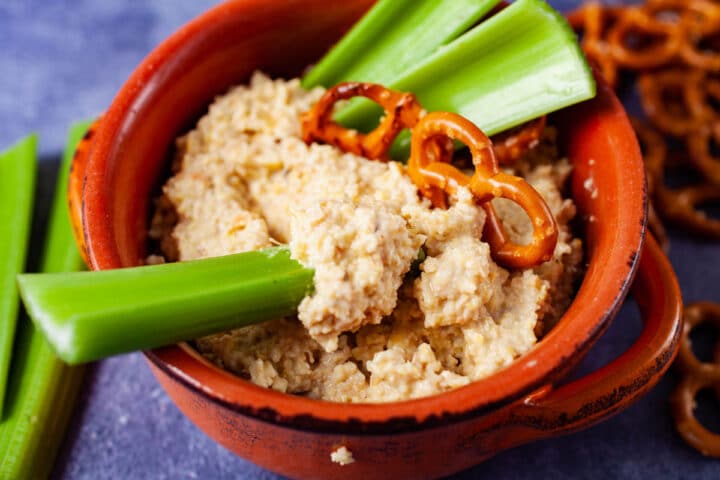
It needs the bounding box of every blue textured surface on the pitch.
[1,0,719,478]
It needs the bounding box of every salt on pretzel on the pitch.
[407,111,558,268]
[672,302,720,457]
[301,82,557,269]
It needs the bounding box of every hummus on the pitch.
[149,72,583,403]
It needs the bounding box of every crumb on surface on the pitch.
[330,446,354,466]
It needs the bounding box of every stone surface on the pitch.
[1,0,718,478]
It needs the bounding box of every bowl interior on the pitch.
[82,0,646,431]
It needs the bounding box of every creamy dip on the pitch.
[149,72,583,403]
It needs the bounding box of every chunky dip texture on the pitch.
[149,72,583,403]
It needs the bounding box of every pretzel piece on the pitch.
[300,82,424,160]
[567,3,623,87]
[491,116,547,165]
[687,121,720,187]
[672,302,720,457]
[630,117,670,250]
[408,112,558,268]
[655,183,720,240]
[637,69,708,137]
[302,84,558,268]
[606,6,682,69]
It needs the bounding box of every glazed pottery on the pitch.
[73,1,683,478]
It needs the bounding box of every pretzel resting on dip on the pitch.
[300,81,558,269]
[300,82,425,160]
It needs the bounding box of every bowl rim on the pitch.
[82,0,647,433]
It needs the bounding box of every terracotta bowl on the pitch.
[73,1,683,478]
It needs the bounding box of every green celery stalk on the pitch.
[0,123,90,479]
[0,135,37,414]
[17,247,314,365]
[334,0,595,157]
[302,0,500,89]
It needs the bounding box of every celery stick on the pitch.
[335,0,595,157]
[302,0,500,88]
[18,247,314,364]
[0,135,37,414]
[0,123,89,479]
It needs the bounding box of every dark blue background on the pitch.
[1,1,719,478]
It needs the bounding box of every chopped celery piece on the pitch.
[302,0,500,88]
[335,0,595,157]
[0,123,89,479]
[0,135,36,415]
[18,247,314,364]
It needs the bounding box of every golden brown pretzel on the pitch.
[606,6,682,69]
[672,302,720,457]
[491,116,547,165]
[687,124,720,187]
[407,111,558,268]
[655,183,720,240]
[637,69,708,137]
[300,81,424,160]
[629,117,670,251]
[567,3,624,88]
[671,0,720,70]
[302,83,558,268]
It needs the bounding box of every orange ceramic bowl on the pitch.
[73,1,683,478]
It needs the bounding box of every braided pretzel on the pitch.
[301,83,557,269]
[672,302,720,457]
[300,81,424,160]
[407,112,558,268]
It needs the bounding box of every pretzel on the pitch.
[655,183,720,240]
[606,6,682,69]
[637,69,709,137]
[647,0,720,34]
[407,112,558,268]
[567,3,623,87]
[491,116,547,165]
[300,81,424,160]
[302,83,557,269]
[629,117,666,194]
[672,0,720,70]
[629,116,720,242]
[672,302,720,457]
[687,123,720,186]
[629,117,670,250]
